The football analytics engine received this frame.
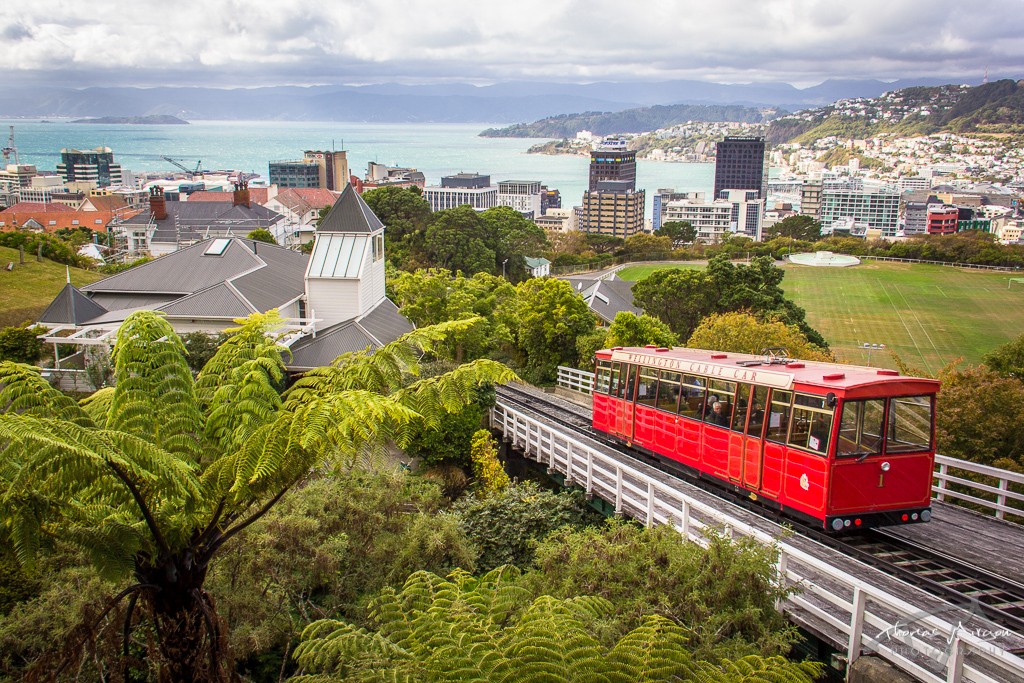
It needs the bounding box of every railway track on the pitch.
[495,383,1024,639]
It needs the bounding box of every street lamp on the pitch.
[861,342,885,367]
[502,258,509,279]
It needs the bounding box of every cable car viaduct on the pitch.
[490,371,1024,683]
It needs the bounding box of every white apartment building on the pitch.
[663,190,763,243]
[423,185,498,212]
[819,188,900,237]
[497,180,542,218]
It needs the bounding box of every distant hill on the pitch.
[0,77,982,124]
[480,104,777,138]
[767,79,1024,143]
[71,115,189,124]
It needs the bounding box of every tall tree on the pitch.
[424,206,495,275]
[605,312,679,349]
[983,333,1024,381]
[656,220,697,245]
[360,186,432,267]
[631,268,717,340]
[687,312,832,361]
[763,215,822,242]
[498,278,597,383]
[0,311,514,681]
[480,206,549,282]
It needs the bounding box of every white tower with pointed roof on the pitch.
[304,185,387,327]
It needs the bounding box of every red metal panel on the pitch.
[702,424,731,480]
[675,418,702,468]
[726,431,744,481]
[781,449,830,518]
[828,454,934,514]
[593,393,615,433]
[633,404,657,447]
[742,437,763,490]
[653,410,678,455]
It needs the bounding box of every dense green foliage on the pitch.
[450,482,600,573]
[0,324,44,364]
[246,228,277,244]
[762,215,821,242]
[524,522,799,661]
[291,564,821,683]
[605,311,679,349]
[498,277,597,383]
[0,311,515,680]
[0,231,94,269]
[687,312,833,362]
[655,220,697,245]
[984,333,1024,381]
[935,364,1024,471]
[631,255,826,347]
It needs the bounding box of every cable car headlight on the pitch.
[880,461,891,472]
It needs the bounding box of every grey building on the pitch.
[713,136,767,199]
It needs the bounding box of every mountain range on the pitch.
[0,77,982,124]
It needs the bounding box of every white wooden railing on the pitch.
[556,366,595,394]
[492,401,1024,683]
[557,366,1024,523]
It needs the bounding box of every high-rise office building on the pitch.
[580,140,644,237]
[269,159,321,189]
[498,180,543,219]
[423,173,498,212]
[58,147,123,188]
[588,145,636,191]
[713,136,767,199]
[304,150,349,191]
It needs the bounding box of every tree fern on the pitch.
[292,567,822,683]
[2,311,519,680]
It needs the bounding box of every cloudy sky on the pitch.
[1,0,1020,88]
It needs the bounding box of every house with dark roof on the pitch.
[562,274,641,325]
[118,183,285,256]
[37,185,412,373]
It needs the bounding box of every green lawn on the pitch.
[0,246,104,328]
[616,260,1024,372]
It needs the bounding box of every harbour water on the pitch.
[3,119,714,218]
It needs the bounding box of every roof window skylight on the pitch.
[204,238,231,256]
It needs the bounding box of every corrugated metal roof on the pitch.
[88,293,175,310]
[233,265,305,313]
[317,184,383,234]
[358,299,414,345]
[84,239,260,294]
[38,284,108,325]
[288,322,377,370]
[286,299,412,370]
[160,284,254,318]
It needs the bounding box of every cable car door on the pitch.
[741,385,770,491]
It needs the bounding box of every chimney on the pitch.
[148,185,167,221]
[233,180,251,208]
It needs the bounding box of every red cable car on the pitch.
[592,346,940,532]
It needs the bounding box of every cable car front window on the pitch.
[837,399,885,458]
[887,395,934,453]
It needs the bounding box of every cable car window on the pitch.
[595,360,612,395]
[656,371,681,412]
[766,390,792,444]
[678,374,705,419]
[705,380,736,427]
[731,383,753,432]
[747,385,770,439]
[622,365,638,401]
[636,367,659,407]
[837,399,885,457]
[609,362,621,397]
[887,395,933,453]
[788,393,834,456]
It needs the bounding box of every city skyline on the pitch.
[0,0,1021,89]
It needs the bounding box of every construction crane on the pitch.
[161,156,203,179]
[1,126,18,165]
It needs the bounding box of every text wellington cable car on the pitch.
[592,347,940,532]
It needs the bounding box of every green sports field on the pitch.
[616,261,1024,372]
